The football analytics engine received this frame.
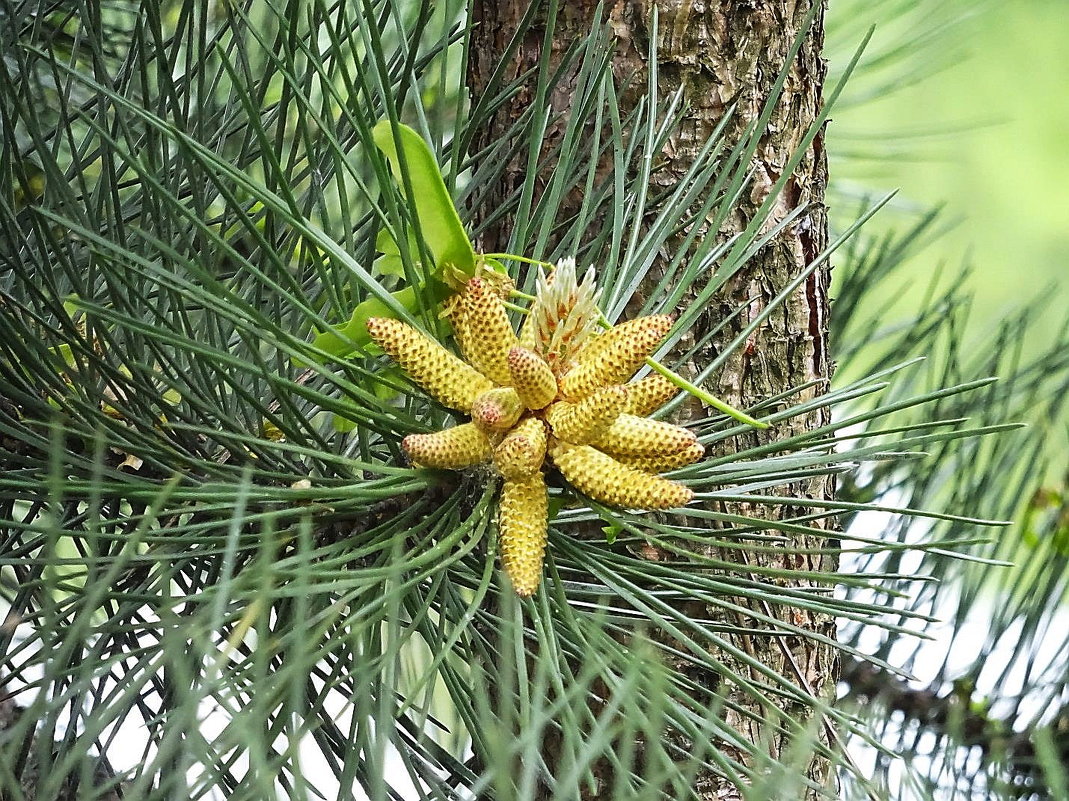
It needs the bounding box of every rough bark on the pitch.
[467,1,838,796]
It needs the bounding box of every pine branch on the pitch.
[3,0,1068,798]
[843,657,1069,799]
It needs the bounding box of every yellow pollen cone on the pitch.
[367,317,493,413]
[458,277,518,385]
[625,374,678,416]
[560,315,673,399]
[445,302,473,365]
[507,346,558,409]
[494,417,548,480]
[549,440,693,510]
[471,387,524,432]
[518,311,540,351]
[614,440,705,473]
[403,423,492,469]
[573,315,672,366]
[498,472,549,597]
[593,413,697,457]
[574,331,604,363]
[544,386,628,445]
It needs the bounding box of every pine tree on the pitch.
[1,1,1067,800]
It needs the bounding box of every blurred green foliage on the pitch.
[830,0,1069,351]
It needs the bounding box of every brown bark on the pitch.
[468,1,838,797]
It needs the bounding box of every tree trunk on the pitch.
[467,1,838,796]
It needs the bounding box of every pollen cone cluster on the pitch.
[366,263,704,597]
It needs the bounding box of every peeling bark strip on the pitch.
[468,1,838,796]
